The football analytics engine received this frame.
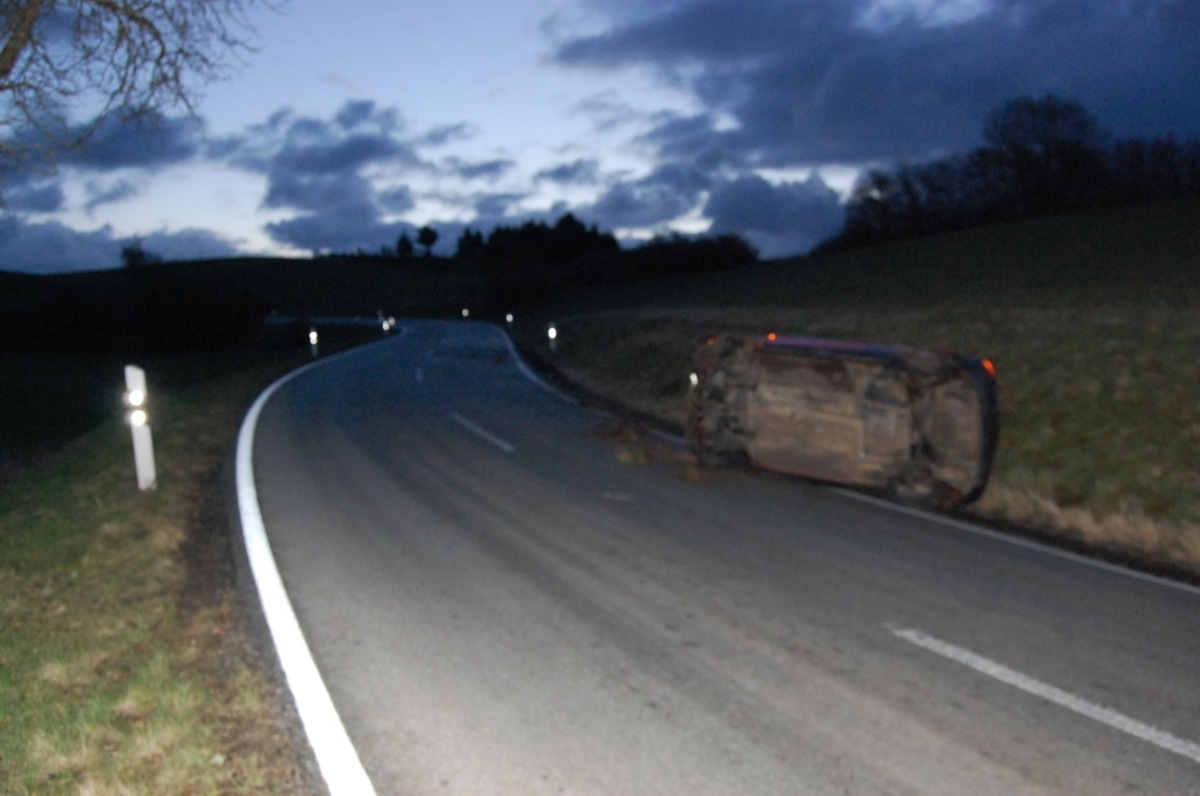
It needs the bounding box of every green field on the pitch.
[508,199,1200,574]
[2,199,1197,791]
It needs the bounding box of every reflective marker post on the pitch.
[547,322,558,352]
[124,365,157,491]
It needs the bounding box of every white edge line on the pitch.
[498,326,580,404]
[833,488,1200,597]
[450,411,516,453]
[236,356,378,796]
[890,626,1200,765]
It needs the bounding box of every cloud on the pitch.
[84,178,139,213]
[378,186,416,214]
[4,180,64,213]
[214,100,434,253]
[417,123,475,147]
[555,0,1200,167]
[584,162,712,228]
[0,220,121,274]
[443,157,516,181]
[705,174,844,257]
[134,228,239,261]
[536,159,602,185]
[472,192,529,219]
[264,210,413,254]
[0,219,236,274]
[66,113,204,170]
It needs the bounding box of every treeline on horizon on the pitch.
[324,213,759,308]
[822,94,1200,250]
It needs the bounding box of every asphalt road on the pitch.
[248,320,1200,795]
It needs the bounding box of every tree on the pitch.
[983,95,1109,216]
[1,0,276,162]
[455,227,485,261]
[395,232,414,259]
[119,237,160,268]
[416,225,438,257]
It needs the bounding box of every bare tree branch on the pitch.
[1,0,278,164]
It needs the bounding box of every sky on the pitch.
[1,0,1198,273]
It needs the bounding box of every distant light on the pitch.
[547,325,558,340]
[982,359,997,378]
[689,372,699,387]
[462,308,470,318]
[129,409,148,427]
[126,389,146,407]
[767,332,777,341]
[308,329,319,345]
[505,313,514,324]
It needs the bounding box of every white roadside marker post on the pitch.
[308,326,319,357]
[124,365,157,491]
[547,322,558,352]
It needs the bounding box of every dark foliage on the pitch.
[826,95,1200,251]
[417,225,439,257]
[120,238,164,269]
[480,214,620,307]
[0,266,272,356]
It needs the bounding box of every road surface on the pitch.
[246,320,1200,795]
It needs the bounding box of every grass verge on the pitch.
[0,340,375,795]
[521,306,1200,576]
[511,203,1200,578]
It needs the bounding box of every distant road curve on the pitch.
[238,320,1200,796]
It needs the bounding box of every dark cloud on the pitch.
[84,179,139,213]
[556,0,1200,166]
[472,192,529,219]
[135,228,239,261]
[5,180,64,213]
[378,186,416,214]
[585,162,712,228]
[536,159,601,185]
[66,113,204,170]
[417,123,474,147]
[0,220,121,273]
[444,157,516,181]
[264,210,416,255]
[214,100,433,253]
[0,218,235,274]
[705,174,843,257]
[262,171,376,214]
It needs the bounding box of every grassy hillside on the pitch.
[511,199,1200,573]
[35,255,483,317]
[0,255,482,469]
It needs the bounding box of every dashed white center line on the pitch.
[451,412,515,453]
[890,625,1200,765]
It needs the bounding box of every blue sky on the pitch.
[2,0,1198,272]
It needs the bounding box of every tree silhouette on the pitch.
[983,95,1109,216]
[119,238,161,268]
[417,225,438,257]
[395,232,415,259]
[1,0,278,171]
[455,228,485,261]
[826,94,1200,251]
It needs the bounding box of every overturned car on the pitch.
[686,334,999,508]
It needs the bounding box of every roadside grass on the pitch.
[514,201,1200,575]
[0,335,383,795]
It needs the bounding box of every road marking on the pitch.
[237,356,378,796]
[498,328,580,404]
[890,626,1200,765]
[835,489,1200,597]
[451,412,515,453]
